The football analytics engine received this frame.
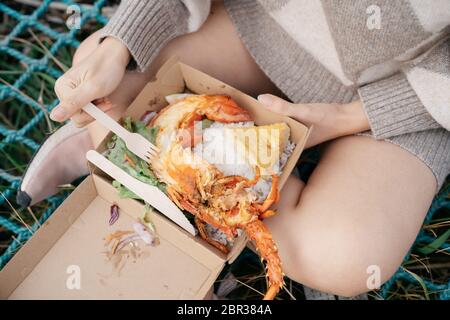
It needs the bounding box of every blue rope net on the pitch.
[0,0,108,266]
[0,0,448,300]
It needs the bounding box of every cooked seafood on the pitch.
[149,95,286,300]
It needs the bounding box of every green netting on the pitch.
[0,0,108,266]
[0,0,448,300]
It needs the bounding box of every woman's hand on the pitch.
[51,37,130,126]
[257,94,370,148]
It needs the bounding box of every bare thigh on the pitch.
[266,135,436,296]
[151,1,280,96]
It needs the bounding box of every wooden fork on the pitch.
[82,103,159,162]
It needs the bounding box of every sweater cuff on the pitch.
[99,1,184,72]
[358,73,441,139]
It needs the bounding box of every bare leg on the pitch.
[267,136,436,296]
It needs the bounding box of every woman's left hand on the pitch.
[257,94,370,148]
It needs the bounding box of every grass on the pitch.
[0,0,449,300]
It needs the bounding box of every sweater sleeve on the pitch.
[100,0,211,72]
[358,37,450,139]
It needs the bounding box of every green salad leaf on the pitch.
[105,117,165,199]
[105,117,195,227]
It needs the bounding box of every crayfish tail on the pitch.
[263,285,280,300]
[244,219,284,300]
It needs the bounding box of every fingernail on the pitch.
[257,94,275,106]
[50,107,67,121]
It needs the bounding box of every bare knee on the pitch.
[283,234,396,297]
[267,207,403,297]
[266,135,433,297]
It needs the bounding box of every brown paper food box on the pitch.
[0,58,311,299]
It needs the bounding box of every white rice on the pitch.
[193,121,296,201]
[163,94,297,200]
[194,121,255,178]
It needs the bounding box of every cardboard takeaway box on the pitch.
[0,58,311,299]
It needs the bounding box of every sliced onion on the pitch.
[115,234,141,253]
[109,204,120,225]
[133,221,158,246]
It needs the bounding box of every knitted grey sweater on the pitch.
[101,0,450,187]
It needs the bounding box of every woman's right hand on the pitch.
[51,37,130,126]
